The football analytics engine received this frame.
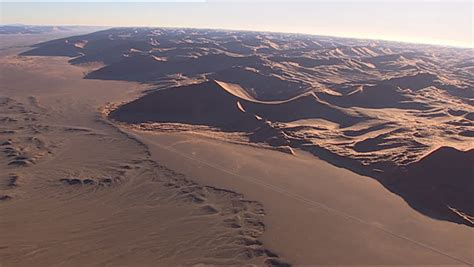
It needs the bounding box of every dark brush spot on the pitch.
[0,195,12,201]
[264,258,291,267]
[59,178,82,185]
[101,178,113,184]
[8,175,18,187]
[69,179,82,185]
[8,160,30,166]
[83,179,95,185]
[1,141,12,146]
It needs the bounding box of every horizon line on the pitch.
[3,22,473,49]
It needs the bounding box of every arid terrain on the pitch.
[0,27,473,266]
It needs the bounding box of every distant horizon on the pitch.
[2,22,473,50]
[1,1,472,48]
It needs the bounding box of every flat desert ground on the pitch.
[0,29,473,266]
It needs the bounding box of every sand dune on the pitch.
[110,80,261,130]
[208,66,307,101]
[87,53,264,82]
[382,72,438,90]
[395,146,474,225]
[111,80,363,130]
[319,83,430,109]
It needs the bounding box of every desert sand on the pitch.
[0,38,283,266]
[1,27,473,266]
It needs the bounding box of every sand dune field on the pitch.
[1,28,473,266]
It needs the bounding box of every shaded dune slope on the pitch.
[319,83,430,109]
[394,147,474,226]
[110,80,363,130]
[382,72,438,90]
[86,54,264,82]
[208,67,308,101]
[111,80,262,131]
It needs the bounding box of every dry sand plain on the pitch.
[0,41,284,266]
[0,30,473,266]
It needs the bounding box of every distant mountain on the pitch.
[0,24,104,35]
[0,25,69,34]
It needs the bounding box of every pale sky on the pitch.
[0,1,472,48]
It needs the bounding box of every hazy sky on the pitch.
[1,1,472,47]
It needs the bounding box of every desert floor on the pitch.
[0,35,472,266]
